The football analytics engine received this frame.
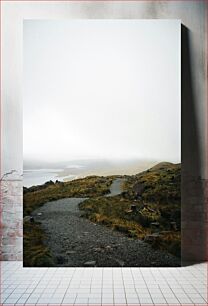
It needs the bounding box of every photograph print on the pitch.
[23,19,181,267]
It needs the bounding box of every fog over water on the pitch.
[23,158,159,187]
[23,19,181,186]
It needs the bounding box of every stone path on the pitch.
[106,178,124,197]
[32,179,180,267]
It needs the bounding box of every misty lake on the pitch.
[23,169,76,187]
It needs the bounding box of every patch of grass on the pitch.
[79,196,150,239]
[23,221,54,267]
[24,176,112,216]
[80,196,181,257]
[149,231,181,258]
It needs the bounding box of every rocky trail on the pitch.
[32,179,180,267]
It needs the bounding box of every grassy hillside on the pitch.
[123,162,180,203]
[79,162,181,257]
[24,162,181,264]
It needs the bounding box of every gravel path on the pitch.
[32,179,180,267]
[106,178,124,197]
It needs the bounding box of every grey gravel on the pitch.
[106,178,124,197]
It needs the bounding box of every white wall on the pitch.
[1,1,206,178]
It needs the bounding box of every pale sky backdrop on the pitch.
[23,20,180,164]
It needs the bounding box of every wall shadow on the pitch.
[181,25,207,265]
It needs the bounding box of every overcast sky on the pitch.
[23,19,180,163]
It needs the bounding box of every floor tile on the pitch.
[0,261,207,306]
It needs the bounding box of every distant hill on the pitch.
[124,162,181,204]
[149,162,180,171]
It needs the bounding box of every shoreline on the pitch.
[23,160,158,187]
[58,160,158,180]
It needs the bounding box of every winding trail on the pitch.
[106,178,124,197]
[32,179,180,267]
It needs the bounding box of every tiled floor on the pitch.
[0,261,207,305]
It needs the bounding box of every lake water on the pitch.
[23,169,76,187]
[23,159,155,188]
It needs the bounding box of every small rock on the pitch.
[84,261,96,267]
[105,245,112,250]
[37,213,42,216]
[125,209,133,214]
[131,205,137,212]
[93,247,102,252]
[66,251,76,255]
[150,222,160,227]
[23,216,30,222]
[150,222,160,232]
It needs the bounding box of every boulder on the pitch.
[133,183,145,196]
[131,204,137,212]
[93,247,102,253]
